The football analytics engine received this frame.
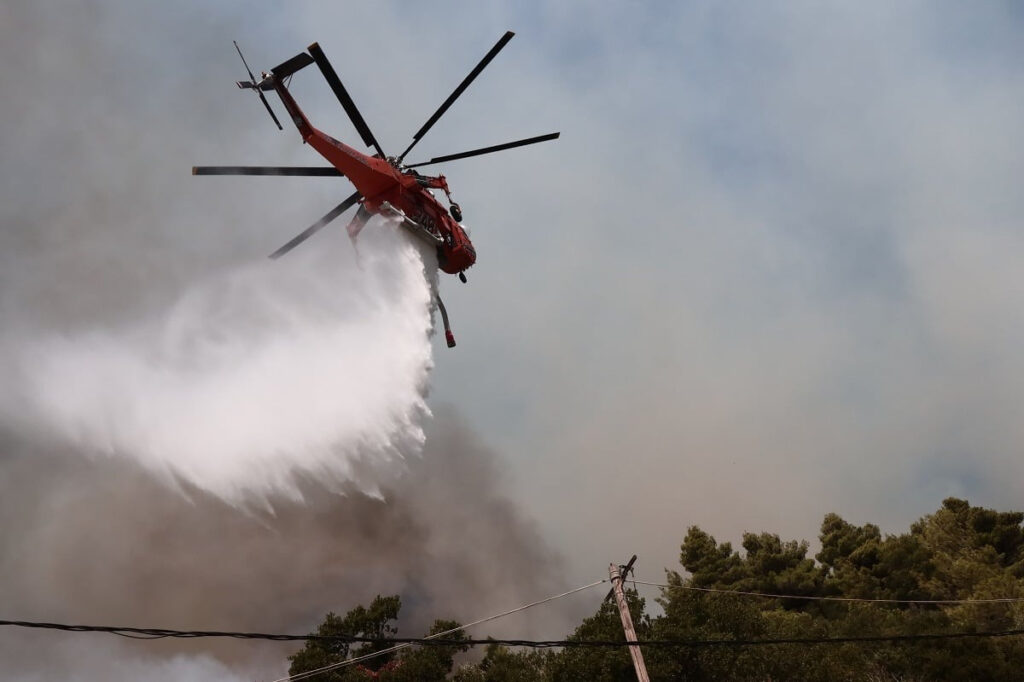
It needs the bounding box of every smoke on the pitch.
[0,6,570,678]
[0,125,567,676]
[6,220,436,504]
[0,406,565,681]
[0,633,247,682]
[0,175,567,678]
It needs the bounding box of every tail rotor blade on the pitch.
[405,132,560,168]
[257,90,283,130]
[233,40,258,82]
[234,41,283,130]
[269,191,362,259]
[307,42,385,158]
[397,31,515,163]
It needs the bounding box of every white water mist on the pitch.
[10,219,437,504]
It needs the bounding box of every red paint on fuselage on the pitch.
[273,78,476,275]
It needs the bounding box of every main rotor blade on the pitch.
[269,191,362,259]
[397,31,515,163]
[404,132,560,169]
[193,166,343,177]
[271,52,314,80]
[307,42,385,158]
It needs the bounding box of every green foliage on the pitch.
[385,619,469,682]
[452,644,550,682]
[287,499,1024,680]
[658,498,1024,681]
[288,595,401,682]
[680,526,826,610]
[287,596,466,682]
[545,591,654,682]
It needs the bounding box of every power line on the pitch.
[2,618,1024,649]
[630,579,1024,605]
[642,630,1024,648]
[0,620,309,642]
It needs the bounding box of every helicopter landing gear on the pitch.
[459,272,467,283]
[449,203,463,222]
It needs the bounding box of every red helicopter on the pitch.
[193,32,559,347]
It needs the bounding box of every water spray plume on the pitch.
[11,220,438,505]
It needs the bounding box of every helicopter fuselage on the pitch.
[273,78,475,275]
[195,33,559,349]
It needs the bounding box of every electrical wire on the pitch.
[630,580,1024,604]
[5,576,1024,680]
[0,620,306,641]
[2,619,1023,649]
[277,579,608,682]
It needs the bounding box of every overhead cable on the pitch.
[2,619,1024,649]
[630,579,1024,604]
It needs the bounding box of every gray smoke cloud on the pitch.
[10,1,1024,677]
[0,409,565,680]
[0,3,571,679]
[424,3,1024,581]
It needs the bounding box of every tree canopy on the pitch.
[289,498,1024,681]
[287,595,468,682]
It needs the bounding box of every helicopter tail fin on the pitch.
[236,79,275,91]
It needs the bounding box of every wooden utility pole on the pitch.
[609,557,651,682]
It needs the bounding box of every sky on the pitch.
[2,1,1024,679]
